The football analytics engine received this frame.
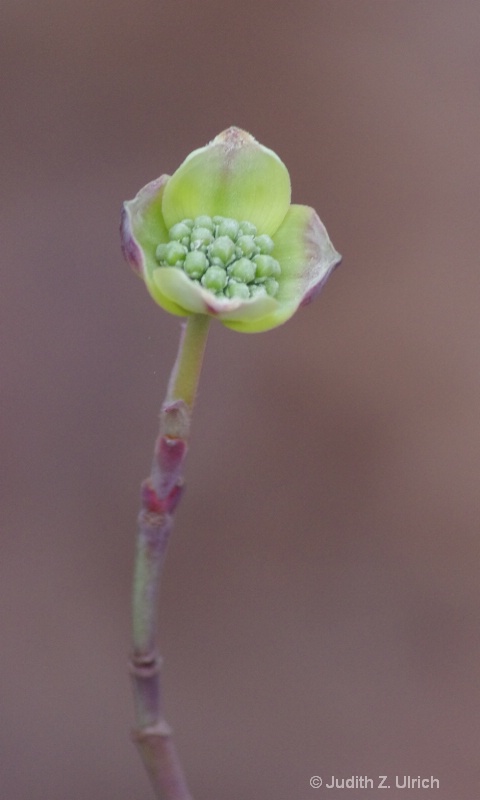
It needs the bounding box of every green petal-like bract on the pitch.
[162,128,291,237]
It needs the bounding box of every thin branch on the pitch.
[129,315,210,800]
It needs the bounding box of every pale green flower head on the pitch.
[121,127,341,333]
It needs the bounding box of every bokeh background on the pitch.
[2,2,479,798]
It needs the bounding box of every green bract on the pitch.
[121,127,341,333]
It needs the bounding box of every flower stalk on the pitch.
[130,314,210,800]
[122,127,341,798]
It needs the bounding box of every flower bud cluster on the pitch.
[155,215,281,299]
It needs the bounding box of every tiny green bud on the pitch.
[229,257,256,283]
[190,226,214,247]
[216,217,240,240]
[238,220,257,236]
[184,250,208,278]
[235,235,257,258]
[201,265,228,291]
[254,234,274,254]
[194,215,214,231]
[209,236,236,265]
[155,243,168,263]
[165,241,188,266]
[264,277,280,297]
[249,284,268,298]
[169,222,192,242]
[226,281,250,299]
[253,254,281,279]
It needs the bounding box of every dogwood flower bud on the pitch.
[121,127,341,332]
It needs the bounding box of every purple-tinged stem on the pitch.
[130,314,210,800]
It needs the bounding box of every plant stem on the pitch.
[166,313,211,409]
[130,314,210,800]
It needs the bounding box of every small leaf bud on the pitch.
[238,220,257,236]
[165,241,188,266]
[184,250,208,278]
[236,235,257,258]
[194,215,214,231]
[209,236,236,265]
[169,222,192,242]
[201,265,228,291]
[249,284,268,298]
[191,227,214,248]
[155,243,168,263]
[216,217,240,240]
[226,281,250,299]
[254,234,274,254]
[264,277,280,297]
[229,257,256,283]
[253,254,281,279]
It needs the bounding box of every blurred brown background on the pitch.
[2,1,479,798]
